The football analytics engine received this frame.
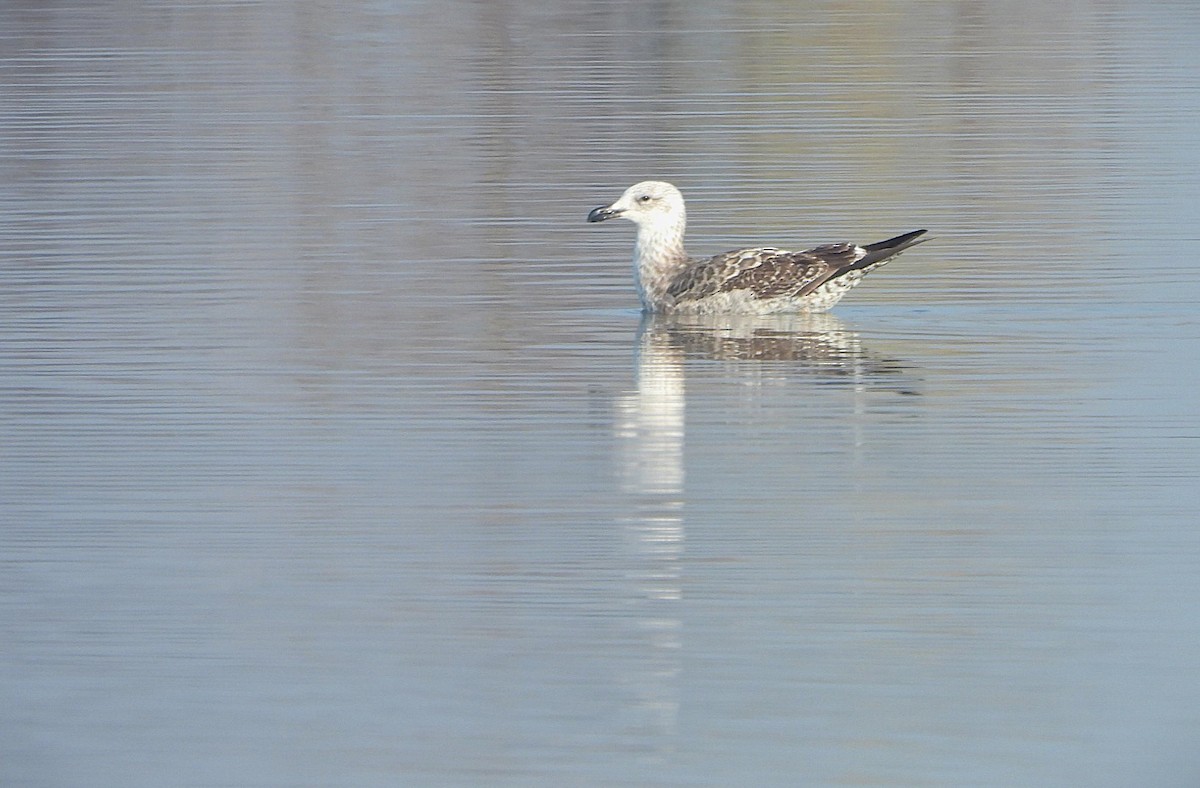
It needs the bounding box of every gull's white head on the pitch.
[587,181,685,229]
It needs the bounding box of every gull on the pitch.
[587,181,928,314]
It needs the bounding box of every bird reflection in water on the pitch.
[613,317,686,755]
[611,312,918,754]
[646,311,919,390]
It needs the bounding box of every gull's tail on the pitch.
[857,229,929,269]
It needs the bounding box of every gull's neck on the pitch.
[633,211,689,310]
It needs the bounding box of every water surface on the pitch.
[3,2,1200,786]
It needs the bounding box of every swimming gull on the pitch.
[587,181,928,314]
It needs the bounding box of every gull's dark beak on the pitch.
[587,205,622,223]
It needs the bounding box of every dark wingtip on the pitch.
[850,229,930,270]
[864,229,929,252]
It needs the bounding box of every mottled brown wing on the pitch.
[720,253,832,298]
[790,243,864,297]
[668,243,862,302]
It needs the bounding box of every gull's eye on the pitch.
[637,194,652,203]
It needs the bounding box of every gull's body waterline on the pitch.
[587,181,928,314]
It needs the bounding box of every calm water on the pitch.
[3,2,1200,786]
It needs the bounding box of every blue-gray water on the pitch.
[3,2,1200,786]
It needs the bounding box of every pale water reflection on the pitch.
[3,1,1200,786]
[614,318,687,749]
[613,313,917,754]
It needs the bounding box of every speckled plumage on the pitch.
[587,181,928,315]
